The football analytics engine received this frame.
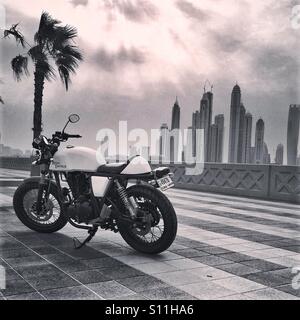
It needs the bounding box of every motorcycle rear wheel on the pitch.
[117,184,177,254]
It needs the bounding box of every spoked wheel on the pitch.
[13,181,68,233]
[117,184,177,254]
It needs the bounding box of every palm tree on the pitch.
[4,12,83,141]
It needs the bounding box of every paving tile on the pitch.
[240,259,286,272]
[14,264,60,279]
[178,281,236,300]
[96,265,145,280]
[171,248,210,258]
[81,257,124,269]
[192,255,233,267]
[140,286,196,300]
[244,272,291,288]
[164,258,206,270]
[4,255,48,268]
[190,267,234,281]
[88,280,135,299]
[244,287,300,300]
[275,284,300,297]
[200,246,231,255]
[71,270,110,284]
[217,263,261,276]
[114,294,148,300]
[26,273,79,291]
[213,276,266,293]
[0,248,35,259]
[218,252,253,262]
[155,270,204,286]
[6,292,45,300]
[132,261,178,275]
[117,275,169,293]
[0,278,35,297]
[54,260,90,273]
[42,285,101,300]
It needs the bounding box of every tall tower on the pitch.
[200,90,213,162]
[275,143,284,165]
[237,103,246,163]
[192,110,201,157]
[215,114,224,163]
[242,112,252,163]
[159,123,170,162]
[171,97,180,130]
[287,104,300,165]
[255,118,265,164]
[228,84,242,163]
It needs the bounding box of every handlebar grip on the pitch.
[68,134,82,138]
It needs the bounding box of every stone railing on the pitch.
[151,162,300,203]
[0,157,299,203]
[0,157,31,171]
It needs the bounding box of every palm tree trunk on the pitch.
[31,63,45,176]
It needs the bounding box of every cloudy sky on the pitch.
[0,0,298,162]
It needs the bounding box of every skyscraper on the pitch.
[192,110,201,157]
[242,112,253,163]
[263,142,271,164]
[209,124,218,162]
[255,118,265,164]
[215,114,224,163]
[275,143,284,165]
[200,91,213,162]
[171,97,180,130]
[237,103,246,163]
[159,123,170,163]
[287,104,300,165]
[228,84,241,163]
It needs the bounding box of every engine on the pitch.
[66,172,95,223]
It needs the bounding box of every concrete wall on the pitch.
[1,157,299,203]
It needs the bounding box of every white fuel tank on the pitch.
[49,146,105,172]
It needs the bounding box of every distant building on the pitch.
[215,114,224,163]
[263,142,271,164]
[255,118,265,164]
[275,144,284,165]
[192,110,201,157]
[159,123,170,162]
[242,112,252,163]
[200,91,213,162]
[171,97,180,130]
[287,104,300,165]
[228,84,242,163]
[237,103,246,163]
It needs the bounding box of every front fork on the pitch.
[36,165,51,214]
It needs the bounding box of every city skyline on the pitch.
[160,83,297,165]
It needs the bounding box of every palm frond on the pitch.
[0,96,4,104]
[55,45,83,90]
[4,23,26,48]
[11,55,29,81]
[34,12,61,46]
[57,65,70,90]
[36,60,55,81]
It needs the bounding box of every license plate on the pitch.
[156,175,174,191]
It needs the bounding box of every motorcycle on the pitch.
[13,114,177,253]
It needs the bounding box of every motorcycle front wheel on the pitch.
[117,184,177,254]
[13,180,68,233]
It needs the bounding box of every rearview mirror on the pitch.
[69,114,80,123]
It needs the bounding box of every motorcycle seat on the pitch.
[153,167,170,178]
[97,162,128,174]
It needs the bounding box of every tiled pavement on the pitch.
[0,171,300,300]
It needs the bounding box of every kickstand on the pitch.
[73,226,98,250]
